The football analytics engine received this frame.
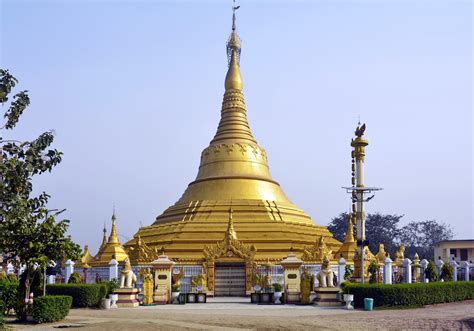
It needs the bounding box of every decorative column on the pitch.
[152,254,175,304]
[461,261,470,281]
[65,259,74,284]
[383,257,392,284]
[436,257,444,276]
[206,262,215,296]
[412,253,420,283]
[450,258,459,281]
[245,261,253,296]
[403,258,412,283]
[420,259,428,283]
[338,257,346,286]
[109,259,118,280]
[280,252,303,304]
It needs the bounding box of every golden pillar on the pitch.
[281,252,303,304]
[152,254,175,304]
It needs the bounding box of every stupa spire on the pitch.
[108,210,119,244]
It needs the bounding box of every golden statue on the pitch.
[300,267,312,304]
[375,244,387,264]
[191,272,207,292]
[140,268,154,305]
[394,244,405,265]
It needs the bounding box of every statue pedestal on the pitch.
[314,287,342,307]
[115,288,139,308]
[153,288,169,305]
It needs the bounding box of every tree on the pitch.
[327,212,403,257]
[0,69,81,318]
[399,220,454,259]
[425,261,438,282]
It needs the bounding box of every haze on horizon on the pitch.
[1,0,472,251]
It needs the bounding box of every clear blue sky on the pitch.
[1,0,472,251]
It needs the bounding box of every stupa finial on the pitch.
[108,209,119,244]
[225,0,243,90]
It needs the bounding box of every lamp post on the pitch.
[342,123,382,284]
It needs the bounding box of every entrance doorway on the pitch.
[214,263,246,296]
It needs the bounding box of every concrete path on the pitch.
[9,299,474,330]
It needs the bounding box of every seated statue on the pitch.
[316,255,334,288]
[120,258,137,288]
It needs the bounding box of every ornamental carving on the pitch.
[203,237,257,263]
[201,143,267,162]
[203,210,257,263]
[302,235,333,263]
[127,235,160,264]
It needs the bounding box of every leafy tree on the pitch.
[399,220,454,259]
[328,212,403,257]
[0,69,81,319]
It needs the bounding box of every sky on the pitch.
[1,0,472,251]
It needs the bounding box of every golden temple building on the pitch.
[115,8,348,295]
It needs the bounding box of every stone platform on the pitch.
[314,287,342,307]
[115,288,139,308]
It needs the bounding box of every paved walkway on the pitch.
[9,299,474,330]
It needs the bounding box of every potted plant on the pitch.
[272,283,283,304]
[108,278,120,308]
[171,284,180,304]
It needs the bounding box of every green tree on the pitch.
[399,220,454,259]
[0,69,81,319]
[440,263,454,282]
[327,212,403,257]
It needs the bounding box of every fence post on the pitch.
[450,258,459,281]
[436,257,444,276]
[403,258,412,283]
[65,259,74,284]
[420,259,428,283]
[383,257,392,284]
[460,261,470,281]
[109,259,118,281]
[338,257,346,286]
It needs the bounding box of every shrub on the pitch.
[441,264,454,282]
[342,281,474,308]
[0,280,19,315]
[46,284,107,308]
[68,272,82,284]
[272,283,282,292]
[425,261,438,282]
[171,284,180,292]
[344,265,353,280]
[32,295,72,323]
[368,261,378,284]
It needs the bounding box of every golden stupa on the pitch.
[124,8,341,271]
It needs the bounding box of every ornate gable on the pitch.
[302,235,333,263]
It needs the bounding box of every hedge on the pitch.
[342,281,474,308]
[32,295,72,323]
[0,280,18,315]
[46,284,107,308]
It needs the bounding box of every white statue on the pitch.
[120,258,137,288]
[317,255,334,288]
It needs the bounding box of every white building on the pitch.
[434,239,474,263]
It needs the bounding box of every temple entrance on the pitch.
[214,263,246,296]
